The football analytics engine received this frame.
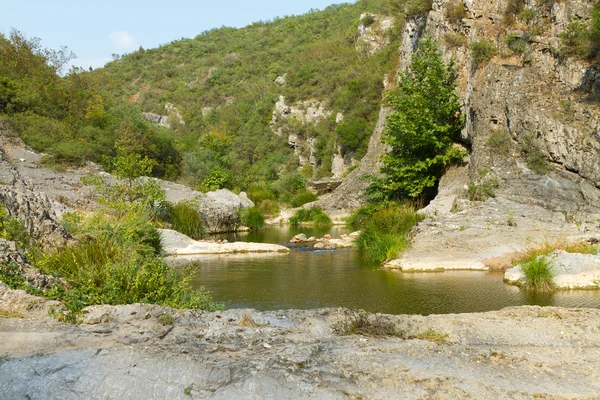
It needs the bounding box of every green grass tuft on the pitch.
[289,207,332,227]
[521,256,554,292]
[161,200,205,240]
[350,203,425,264]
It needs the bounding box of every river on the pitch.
[186,226,600,315]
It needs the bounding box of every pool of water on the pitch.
[186,226,600,315]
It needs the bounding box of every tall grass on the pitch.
[350,203,425,264]
[521,256,554,292]
[239,206,265,230]
[38,211,220,319]
[289,207,332,226]
[161,200,205,240]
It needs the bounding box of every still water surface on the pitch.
[187,226,600,315]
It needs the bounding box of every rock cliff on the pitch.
[319,0,600,216]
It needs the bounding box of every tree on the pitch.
[368,37,465,201]
[82,153,165,210]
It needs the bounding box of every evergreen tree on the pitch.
[369,37,465,201]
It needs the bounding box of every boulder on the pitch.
[290,234,308,243]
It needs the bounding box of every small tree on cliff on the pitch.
[368,37,465,201]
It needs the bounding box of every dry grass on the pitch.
[0,308,25,319]
[512,239,598,266]
[239,314,258,328]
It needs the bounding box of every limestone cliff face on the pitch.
[320,0,600,220]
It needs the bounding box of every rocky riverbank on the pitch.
[1,282,600,399]
[159,229,290,256]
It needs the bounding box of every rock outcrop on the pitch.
[2,297,600,398]
[0,129,253,233]
[0,186,72,251]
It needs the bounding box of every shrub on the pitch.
[246,182,276,204]
[405,0,434,17]
[486,130,512,156]
[521,256,554,292]
[351,203,425,264]
[445,2,467,23]
[444,33,467,48]
[471,40,497,68]
[289,207,332,227]
[520,133,550,175]
[504,0,526,23]
[521,9,537,24]
[38,211,220,318]
[162,200,205,240]
[239,206,265,230]
[467,178,501,201]
[361,14,376,27]
[0,206,29,248]
[259,199,280,217]
[505,33,527,54]
[290,189,318,207]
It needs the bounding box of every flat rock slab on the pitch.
[505,250,600,289]
[159,229,290,256]
[2,294,600,399]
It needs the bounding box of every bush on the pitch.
[289,207,332,226]
[246,182,276,204]
[520,133,550,175]
[290,189,318,207]
[471,40,497,68]
[259,199,280,217]
[505,33,527,54]
[405,0,433,17]
[162,200,205,240]
[521,256,554,292]
[504,0,526,23]
[445,2,467,23]
[38,211,220,318]
[351,203,425,264]
[444,33,467,48]
[486,130,512,156]
[467,178,501,201]
[239,206,265,230]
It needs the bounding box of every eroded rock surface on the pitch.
[1,291,600,399]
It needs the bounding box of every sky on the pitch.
[1,0,346,72]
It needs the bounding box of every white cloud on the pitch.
[109,31,137,52]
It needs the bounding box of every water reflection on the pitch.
[186,227,600,315]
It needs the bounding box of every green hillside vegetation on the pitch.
[0,0,435,203]
[100,0,408,193]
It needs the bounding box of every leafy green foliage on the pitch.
[289,190,318,208]
[82,154,166,210]
[467,178,501,201]
[0,30,180,178]
[289,207,332,226]
[445,2,467,23]
[39,211,220,316]
[559,2,600,65]
[350,203,425,263]
[471,40,497,68]
[239,206,265,230]
[519,133,550,175]
[369,37,465,201]
[0,206,29,248]
[505,34,527,54]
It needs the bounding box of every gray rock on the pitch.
[505,250,600,289]
[2,300,600,398]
